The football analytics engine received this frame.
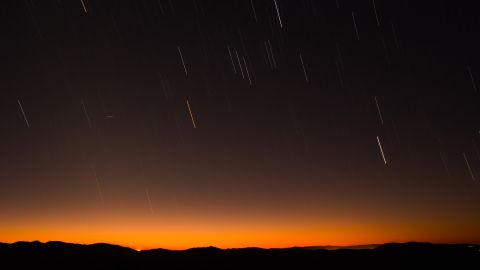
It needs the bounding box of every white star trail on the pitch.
[227,45,237,74]
[392,23,399,49]
[250,0,258,22]
[377,136,387,165]
[146,188,154,214]
[81,99,92,128]
[299,53,309,83]
[17,99,30,127]
[264,41,273,69]
[372,0,380,26]
[267,40,277,69]
[243,56,252,86]
[236,50,245,79]
[374,96,384,125]
[463,153,475,181]
[80,0,88,13]
[273,0,283,28]
[91,166,104,204]
[186,99,197,128]
[352,12,360,40]
[177,46,188,77]
[439,150,451,177]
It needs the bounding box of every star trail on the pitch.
[1,0,480,249]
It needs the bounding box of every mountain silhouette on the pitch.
[0,241,478,269]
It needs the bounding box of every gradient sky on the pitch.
[1,0,480,250]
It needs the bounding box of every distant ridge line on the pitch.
[1,241,479,269]
[0,240,478,252]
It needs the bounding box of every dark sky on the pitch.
[1,0,480,249]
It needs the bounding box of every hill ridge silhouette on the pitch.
[1,240,478,251]
[1,241,479,269]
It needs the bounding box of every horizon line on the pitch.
[2,240,479,252]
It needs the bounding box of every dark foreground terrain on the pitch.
[1,241,479,269]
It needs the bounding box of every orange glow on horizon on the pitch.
[2,181,479,250]
[3,215,479,250]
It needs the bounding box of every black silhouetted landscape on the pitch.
[1,241,479,269]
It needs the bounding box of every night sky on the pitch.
[1,0,480,249]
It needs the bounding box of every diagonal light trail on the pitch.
[17,99,30,127]
[186,99,197,128]
[377,136,387,165]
